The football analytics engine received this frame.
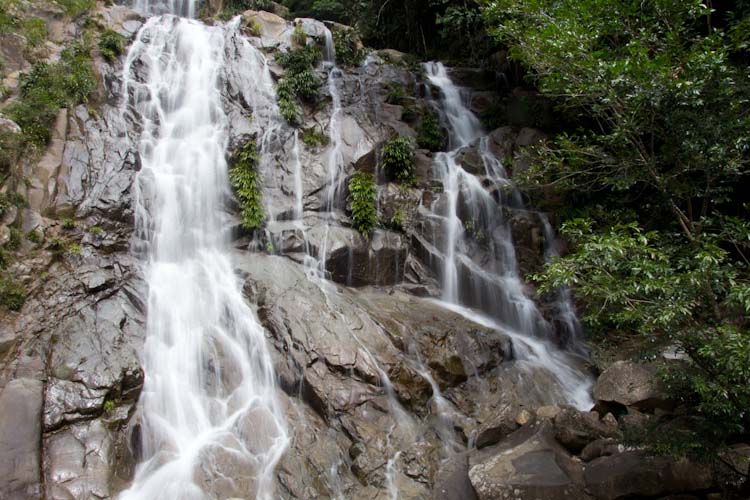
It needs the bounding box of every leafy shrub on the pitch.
[0,192,26,219]
[292,24,307,46]
[21,18,48,48]
[348,171,377,236]
[89,225,103,235]
[382,137,415,183]
[385,82,407,105]
[416,110,447,152]
[276,44,321,125]
[6,42,96,149]
[99,29,125,63]
[0,275,26,311]
[390,209,405,230]
[302,127,329,147]
[277,44,320,74]
[332,27,364,67]
[229,140,264,231]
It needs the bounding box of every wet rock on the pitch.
[43,378,108,431]
[304,224,409,287]
[474,404,518,449]
[552,408,621,454]
[593,360,671,411]
[580,438,623,462]
[583,451,713,499]
[0,378,44,500]
[469,420,591,500]
[433,453,478,500]
[44,420,113,500]
[243,10,290,45]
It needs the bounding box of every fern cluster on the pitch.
[348,171,377,237]
[229,140,264,231]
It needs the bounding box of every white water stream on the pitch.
[423,62,593,409]
[121,15,287,499]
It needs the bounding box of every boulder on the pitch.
[552,408,620,454]
[584,451,713,499]
[469,420,591,500]
[593,360,671,411]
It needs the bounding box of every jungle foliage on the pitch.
[484,0,750,460]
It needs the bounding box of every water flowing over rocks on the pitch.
[0,3,736,499]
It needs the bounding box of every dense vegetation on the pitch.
[484,0,750,461]
[281,0,493,62]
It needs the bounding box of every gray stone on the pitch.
[593,360,671,410]
[584,451,713,499]
[0,378,44,500]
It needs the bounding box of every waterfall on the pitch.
[423,62,593,409]
[121,16,287,499]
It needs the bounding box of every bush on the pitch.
[229,140,264,231]
[55,0,95,17]
[276,44,321,125]
[302,127,328,147]
[382,136,415,183]
[416,110,447,152]
[332,27,364,67]
[0,192,26,219]
[292,24,306,46]
[99,29,125,63]
[0,275,26,311]
[6,42,96,149]
[348,171,377,236]
[390,209,405,230]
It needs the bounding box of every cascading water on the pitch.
[121,15,287,499]
[423,62,593,409]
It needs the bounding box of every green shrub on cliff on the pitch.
[382,136,415,184]
[348,171,377,237]
[0,274,26,311]
[276,44,321,125]
[229,140,264,231]
[7,41,96,149]
[99,29,126,63]
[332,27,364,67]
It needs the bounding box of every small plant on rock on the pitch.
[382,136,415,184]
[292,24,306,46]
[302,127,329,148]
[0,274,26,311]
[348,171,377,237]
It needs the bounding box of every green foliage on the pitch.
[7,42,96,149]
[301,127,328,148]
[89,225,103,235]
[61,217,77,229]
[229,140,265,231]
[246,18,261,36]
[332,27,364,67]
[0,273,26,311]
[21,18,48,48]
[103,399,115,413]
[6,228,22,251]
[276,44,321,125]
[292,24,307,46]
[26,230,41,244]
[533,218,750,456]
[55,0,95,17]
[389,209,405,231]
[217,0,272,18]
[382,137,415,184]
[0,192,26,219]
[385,82,407,105]
[348,171,377,236]
[416,110,447,152]
[282,0,492,62]
[99,29,125,63]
